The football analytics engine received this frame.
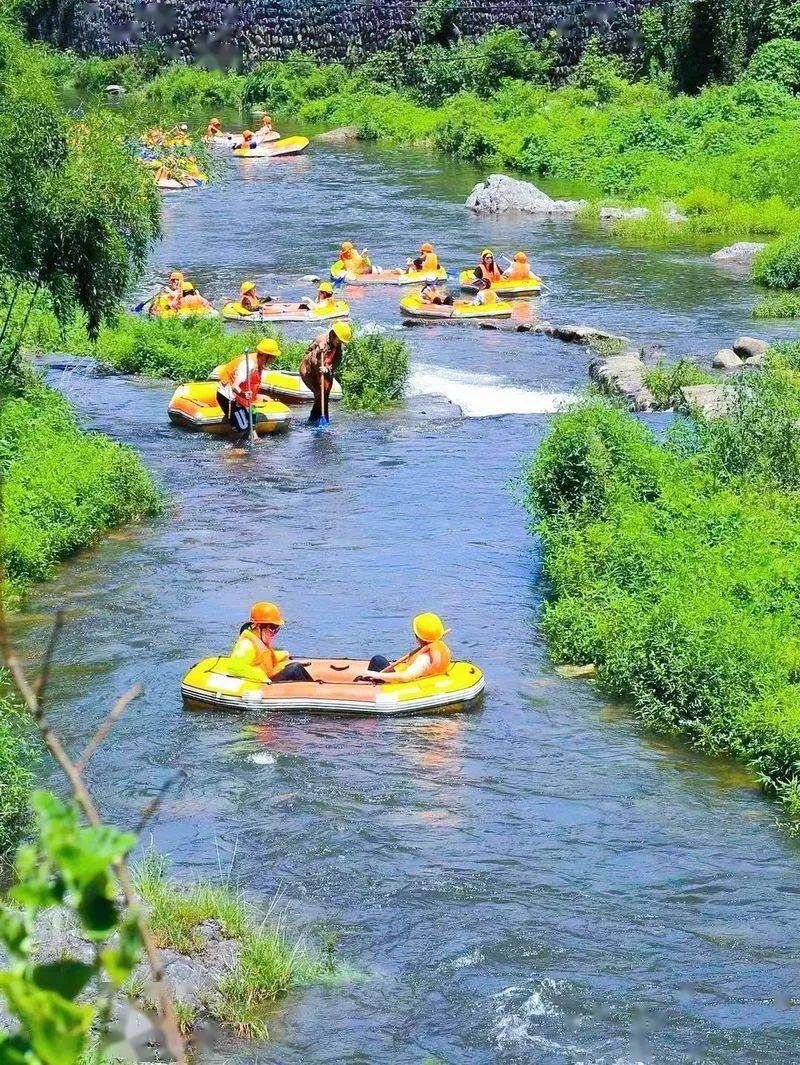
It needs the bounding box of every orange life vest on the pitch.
[397,640,452,680]
[218,355,260,405]
[478,262,503,282]
[234,629,281,678]
[508,263,532,280]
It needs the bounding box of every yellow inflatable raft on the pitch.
[146,304,218,319]
[260,370,343,405]
[221,300,349,323]
[207,131,280,148]
[399,295,514,320]
[332,266,448,286]
[181,656,485,716]
[168,382,291,435]
[458,269,542,297]
[232,136,309,159]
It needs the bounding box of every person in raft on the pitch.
[299,321,352,424]
[333,242,372,278]
[420,281,454,306]
[228,602,312,684]
[216,339,279,432]
[239,130,258,151]
[205,117,223,139]
[407,242,441,273]
[470,277,500,306]
[362,613,452,683]
[503,251,535,281]
[473,249,503,284]
[299,281,336,311]
[257,113,274,138]
[239,281,272,313]
[176,280,213,312]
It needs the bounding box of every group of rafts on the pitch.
[144,116,309,191]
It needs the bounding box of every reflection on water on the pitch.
[18,140,800,1062]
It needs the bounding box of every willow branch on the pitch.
[75,684,142,775]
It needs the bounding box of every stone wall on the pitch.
[40,0,658,68]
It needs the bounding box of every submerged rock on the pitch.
[315,126,360,143]
[711,242,766,266]
[712,348,744,371]
[555,663,598,679]
[552,324,630,346]
[466,174,586,215]
[589,351,655,411]
[403,393,463,422]
[599,206,649,221]
[733,336,768,360]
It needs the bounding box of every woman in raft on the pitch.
[299,321,352,425]
[215,339,280,432]
[362,613,452,683]
[228,602,312,683]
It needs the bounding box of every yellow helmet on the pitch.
[181,281,194,293]
[421,242,434,253]
[241,281,256,293]
[340,241,355,253]
[332,322,352,343]
[168,270,184,281]
[481,249,494,259]
[413,613,445,643]
[514,251,528,263]
[256,338,280,357]
[318,282,334,295]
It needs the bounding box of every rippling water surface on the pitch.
[18,140,800,1062]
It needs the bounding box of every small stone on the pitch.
[555,663,598,679]
[733,336,768,360]
[680,384,736,420]
[105,83,126,95]
[314,126,360,143]
[712,348,743,371]
[553,324,630,346]
[599,206,649,220]
[744,353,768,367]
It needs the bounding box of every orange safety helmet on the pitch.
[250,601,285,626]
[340,241,355,253]
[421,242,434,253]
[242,130,254,140]
[514,252,528,263]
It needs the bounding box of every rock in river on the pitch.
[711,242,766,266]
[733,336,768,361]
[315,126,360,143]
[712,348,744,371]
[466,174,586,215]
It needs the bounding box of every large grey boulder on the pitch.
[712,348,743,371]
[711,242,766,266]
[553,324,630,346]
[315,126,359,143]
[733,336,768,360]
[466,174,586,215]
[589,352,655,411]
[680,384,736,420]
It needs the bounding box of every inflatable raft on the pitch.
[145,305,218,319]
[168,382,292,435]
[332,267,448,286]
[458,269,542,297]
[221,300,349,323]
[208,131,280,148]
[181,656,485,716]
[261,370,343,405]
[399,295,514,320]
[232,136,309,159]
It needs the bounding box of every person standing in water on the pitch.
[216,339,280,433]
[299,321,352,425]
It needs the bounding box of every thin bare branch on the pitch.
[134,768,188,836]
[75,683,142,775]
[36,609,65,704]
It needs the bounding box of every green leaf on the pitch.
[0,912,30,960]
[0,1032,33,1065]
[0,972,93,1065]
[75,876,118,939]
[32,961,95,1001]
[101,915,141,987]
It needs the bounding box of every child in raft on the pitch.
[503,251,535,281]
[299,282,337,312]
[176,281,213,313]
[420,282,454,306]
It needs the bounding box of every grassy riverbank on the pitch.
[524,342,800,816]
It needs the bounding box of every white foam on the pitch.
[408,363,574,417]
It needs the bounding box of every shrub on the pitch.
[643,358,714,408]
[747,38,800,92]
[0,694,35,863]
[143,64,245,110]
[752,290,800,317]
[753,232,800,288]
[339,328,409,411]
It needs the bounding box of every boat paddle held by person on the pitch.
[228,602,312,683]
[299,321,352,427]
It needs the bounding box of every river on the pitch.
[17,138,800,1062]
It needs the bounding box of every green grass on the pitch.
[0,692,36,865]
[752,291,800,318]
[133,851,341,1040]
[642,358,714,409]
[0,371,162,604]
[523,343,800,819]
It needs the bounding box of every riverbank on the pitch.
[524,340,800,817]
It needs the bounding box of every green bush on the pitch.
[753,232,800,288]
[747,37,800,92]
[752,290,800,317]
[0,693,35,862]
[643,358,714,408]
[339,329,409,412]
[143,64,245,110]
[523,349,800,815]
[0,373,162,601]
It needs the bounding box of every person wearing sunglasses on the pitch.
[227,602,312,683]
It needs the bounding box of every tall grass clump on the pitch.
[753,233,800,289]
[133,851,340,1040]
[523,346,800,817]
[340,329,409,412]
[0,370,162,602]
[143,64,246,111]
[0,693,36,864]
[752,291,800,318]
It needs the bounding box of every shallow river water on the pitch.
[18,140,800,1062]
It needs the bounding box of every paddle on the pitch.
[133,290,161,314]
[245,350,256,446]
[317,358,330,428]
